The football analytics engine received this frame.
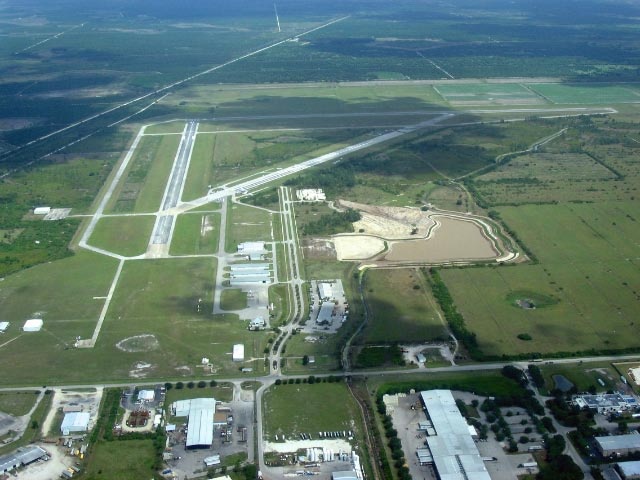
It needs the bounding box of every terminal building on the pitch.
[419,390,492,480]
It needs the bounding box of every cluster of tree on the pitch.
[502,365,529,388]
[528,364,546,389]
[303,208,361,236]
[356,345,405,368]
[242,188,279,208]
[284,165,355,196]
[537,435,584,480]
[164,380,217,390]
[274,376,342,385]
[426,268,481,359]
[378,411,411,480]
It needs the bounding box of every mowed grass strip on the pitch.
[529,83,640,104]
[360,268,446,344]
[182,133,216,202]
[88,215,155,257]
[441,202,640,356]
[108,134,181,213]
[169,213,220,256]
[263,382,361,438]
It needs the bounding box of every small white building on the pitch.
[0,322,9,333]
[249,317,266,330]
[22,319,43,332]
[33,207,51,215]
[318,282,334,300]
[204,455,221,467]
[296,189,326,201]
[232,344,245,362]
[138,390,155,402]
[61,412,90,435]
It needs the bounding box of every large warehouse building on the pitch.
[61,412,90,435]
[172,398,217,449]
[420,390,492,480]
[596,434,640,457]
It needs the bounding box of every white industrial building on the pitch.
[237,242,266,261]
[318,282,335,300]
[296,189,326,201]
[61,412,90,435]
[138,390,155,402]
[573,393,638,414]
[0,322,9,333]
[420,390,491,480]
[22,319,43,332]
[33,207,51,215]
[233,344,245,362]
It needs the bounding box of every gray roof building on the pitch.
[618,460,640,479]
[185,398,216,449]
[597,434,640,457]
[0,446,48,474]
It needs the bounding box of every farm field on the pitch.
[441,201,640,357]
[88,215,155,257]
[169,212,220,256]
[359,268,447,344]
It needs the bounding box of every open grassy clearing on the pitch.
[107,134,180,214]
[88,215,155,257]
[0,392,39,416]
[441,201,640,357]
[538,362,621,394]
[181,133,216,202]
[359,268,447,344]
[225,202,273,253]
[434,83,545,106]
[81,439,158,480]
[0,393,51,456]
[369,370,525,398]
[220,289,248,311]
[263,382,361,438]
[529,83,640,104]
[169,212,219,256]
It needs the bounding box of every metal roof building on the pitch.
[230,263,270,271]
[316,302,335,324]
[233,344,245,362]
[596,434,640,456]
[0,446,48,474]
[332,471,359,480]
[0,322,9,332]
[23,319,43,332]
[318,282,334,300]
[618,460,640,479]
[420,390,492,480]
[185,398,216,449]
[61,412,90,435]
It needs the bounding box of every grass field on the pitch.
[539,362,621,394]
[82,439,158,480]
[529,83,640,104]
[169,212,219,256]
[360,268,447,344]
[181,133,216,202]
[0,391,38,416]
[262,382,361,438]
[226,202,273,253]
[107,134,180,213]
[441,201,640,357]
[435,83,545,106]
[88,215,155,257]
[221,289,248,311]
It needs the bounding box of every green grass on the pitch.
[360,268,447,344]
[529,83,640,104]
[370,370,525,398]
[539,362,621,394]
[81,439,159,480]
[435,83,545,105]
[225,202,273,253]
[181,133,216,202]
[0,391,39,416]
[88,215,155,257]
[0,392,51,456]
[169,212,219,256]
[441,201,640,357]
[263,382,361,438]
[108,134,180,213]
[221,289,248,310]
